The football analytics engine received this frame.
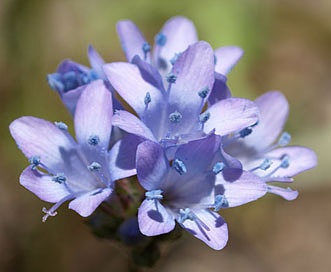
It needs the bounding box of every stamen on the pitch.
[88,162,102,171]
[54,121,68,131]
[142,42,151,60]
[166,72,177,84]
[259,159,272,170]
[29,156,41,170]
[213,162,225,175]
[88,135,100,146]
[169,111,182,124]
[173,158,187,175]
[52,173,67,184]
[278,132,291,146]
[239,127,253,138]
[170,53,182,65]
[178,208,195,224]
[198,87,210,99]
[214,194,229,211]
[155,33,167,46]
[280,155,290,168]
[144,92,151,106]
[199,111,210,124]
[145,189,163,200]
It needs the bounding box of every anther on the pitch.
[142,42,151,54]
[155,33,167,46]
[239,127,253,138]
[144,92,151,106]
[166,72,177,84]
[280,155,290,168]
[169,111,182,124]
[213,162,225,174]
[88,162,102,171]
[88,135,100,146]
[52,173,67,184]
[145,189,163,200]
[199,111,210,124]
[54,121,68,131]
[259,159,272,170]
[214,194,229,211]
[170,53,182,65]
[173,159,187,175]
[29,156,41,170]
[198,87,210,99]
[278,132,291,146]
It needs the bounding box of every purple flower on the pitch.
[116,16,243,76]
[224,91,318,200]
[104,41,258,174]
[47,45,114,114]
[136,133,267,250]
[10,80,117,221]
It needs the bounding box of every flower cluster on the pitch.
[10,16,317,251]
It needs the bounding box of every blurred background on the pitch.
[0,0,330,271]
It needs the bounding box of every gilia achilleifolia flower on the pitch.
[136,133,267,250]
[224,91,317,200]
[10,81,116,221]
[104,41,258,175]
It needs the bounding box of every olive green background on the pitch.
[0,0,330,271]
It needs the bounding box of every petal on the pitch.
[60,85,86,115]
[138,199,175,236]
[116,20,149,62]
[68,188,112,217]
[74,80,113,149]
[88,45,105,79]
[153,16,198,72]
[168,41,215,134]
[180,209,228,250]
[136,140,169,190]
[20,167,70,203]
[263,146,317,179]
[104,62,164,118]
[132,55,165,91]
[112,110,156,141]
[204,98,259,136]
[214,46,244,75]
[108,134,142,181]
[242,91,289,152]
[267,185,298,201]
[175,133,221,174]
[208,73,232,106]
[56,59,90,74]
[216,170,267,207]
[9,116,75,173]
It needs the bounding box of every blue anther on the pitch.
[170,53,182,65]
[155,33,167,46]
[169,111,182,123]
[199,111,210,124]
[259,159,272,171]
[88,162,102,171]
[166,72,177,83]
[145,189,163,200]
[88,135,100,146]
[29,156,41,170]
[278,132,291,146]
[178,208,195,224]
[198,87,210,98]
[52,173,67,184]
[144,92,151,105]
[213,162,225,174]
[239,127,253,138]
[214,194,229,211]
[54,121,68,131]
[280,155,290,168]
[173,158,187,175]
[47,73,65,92]
[89,70,99,80]
[142,42,151,54]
